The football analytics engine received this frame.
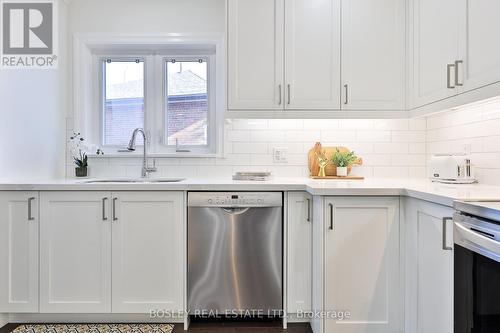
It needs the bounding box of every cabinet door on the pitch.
[405,198,454,333]
[324,197,401,333]
[0,192,38,312]
[112,192,184,313]
[411,0,460,108]
[40,192,112,313]
[287,192,312,313]
[284,0,340,109]
[341,0,405,110]
[459,0,500,93]
[227,0,284,110]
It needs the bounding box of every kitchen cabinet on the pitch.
[411,0,500,109]
[404,198,454,333]
[323,197,401,333]
[284,0,341,109]
[40,191,112,313]
[287,192,312,314]
[228,0,405,112]
[112,192,183,313]
[40,191,184,314]
[341,0,405,110]
[228,0,341,111]
[459,0,500,93]
[227,0,284,110]
[0,192,39,313]
[410,0,461,108]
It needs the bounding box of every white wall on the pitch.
[0,0,67,181]
[426,97,500,185]
[68,0,225,34]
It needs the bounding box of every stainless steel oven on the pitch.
[454,201,500,333]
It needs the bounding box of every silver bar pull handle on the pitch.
[102,198,108,221]
[287,84,291,105]
[28,197,35,221]
[112,198,118,221]
[278,84,282,105]
[442,217,453,250]
[455,60,463,86]
[328,203,334,230]
[447,64,455,89]
[344,84,348,105]
[306,198,311,222]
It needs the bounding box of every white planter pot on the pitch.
[336,166,348,177]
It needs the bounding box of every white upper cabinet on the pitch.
[410,0,460,108]
[324,197,401,333]
[112,192,184,313]
[404,198,454,333]
[227,0,284,110]
[40,192,112,313]
[287,192,312,313]
[284,0,341,109]
[459,0,500,93]
[0,192,39,313]
[341,0,405,110]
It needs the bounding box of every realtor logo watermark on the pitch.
[1,0,57,68]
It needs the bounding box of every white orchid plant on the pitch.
[69,132,103,168]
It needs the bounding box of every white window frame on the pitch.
[73,34,225,158]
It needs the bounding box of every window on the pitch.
[96,48,218,155]
[165,58,209,147]
[102,59,145,146]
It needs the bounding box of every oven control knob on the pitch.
[257,199,263,204]
[208,199,213,204]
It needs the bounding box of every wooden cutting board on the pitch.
[308,142,363,177]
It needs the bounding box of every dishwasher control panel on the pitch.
[188,192,283,207]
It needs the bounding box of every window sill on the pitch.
[87,152,218,159]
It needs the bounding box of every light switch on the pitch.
[273,147,288,163]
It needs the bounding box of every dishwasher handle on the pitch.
[221,207,251,215]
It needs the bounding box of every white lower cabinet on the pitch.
[323,197,401,333]
[112,192,183,313]
[39,191,184,314]
[404,198,454,333]
[40,191,112,313]
[287,192,312,314]
[0,192,39,313]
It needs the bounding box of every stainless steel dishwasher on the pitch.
[188,192,283,315]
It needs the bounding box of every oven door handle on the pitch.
[454,221,500,263]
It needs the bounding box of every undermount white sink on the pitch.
[83,178,185,184]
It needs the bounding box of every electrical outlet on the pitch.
[273,147,288,163]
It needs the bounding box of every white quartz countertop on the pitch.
[0,177,499,207]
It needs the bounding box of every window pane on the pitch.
[104,60,144,146]
[165,60,208,146]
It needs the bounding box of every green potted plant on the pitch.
[331,149,358,177]
[70,132,103,177]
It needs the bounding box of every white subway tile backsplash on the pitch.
[373,119,409,131]
[249,130,285,142]
[392,131,426,143]
[321,130,356,142]
[356,131,391,142]
[70,118,427,180]
[425,96,500,185]
[373,143,408,154]
[232,142,268,154]
[286,130,322,143]
[227,130,250,142]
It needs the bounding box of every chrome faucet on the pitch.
[127,128,157,178]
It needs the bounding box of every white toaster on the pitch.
[429,155,477,184]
